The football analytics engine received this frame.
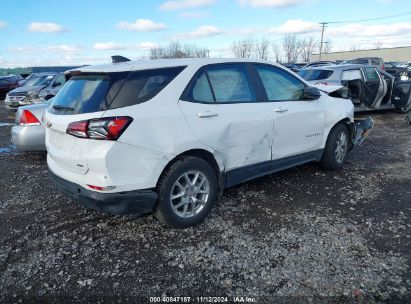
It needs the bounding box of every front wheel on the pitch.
[320,123,350,170]
[154,156,218,228]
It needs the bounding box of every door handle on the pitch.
[197,111,219,118]
[273,107,288,113]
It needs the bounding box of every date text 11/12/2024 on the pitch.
[149,296,257,303]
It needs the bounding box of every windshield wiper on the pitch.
[53,105,74,111]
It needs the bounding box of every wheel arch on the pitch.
[156,148,225,195]
[322,117,353,149]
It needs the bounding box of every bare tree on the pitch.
[231,38,255,58]
[255,38,271,60]
[323,39,332,54]
[150,48,166,59]
[300,37,317,62]
[373,41,383,49]
[150,42,209,59]
[271,42,282,63]
[282,33,301,63]
[350,45,359,52]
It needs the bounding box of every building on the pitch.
[311,46,411,62]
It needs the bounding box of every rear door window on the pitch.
[342,69,363,81]
[184,64,256,103]
[371,58,381,65]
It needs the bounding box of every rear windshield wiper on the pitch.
[53,105,74,111]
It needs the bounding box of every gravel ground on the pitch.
[0,102,410,303]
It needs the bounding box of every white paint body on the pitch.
[45,58,354,194]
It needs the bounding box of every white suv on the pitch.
[45,58,369,228]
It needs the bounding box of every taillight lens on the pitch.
[20,110,41,125]
[66,116,132,140]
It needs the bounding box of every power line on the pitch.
[324,11,411,24]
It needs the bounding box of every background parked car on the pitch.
[342,57,385,70]
[11,101,49,151]
[299,64,411,113]
[302,61,335,69]
[0,76,20,100]
[4,72,65,110]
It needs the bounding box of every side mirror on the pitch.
[303,86,321,100]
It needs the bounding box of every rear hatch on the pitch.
[46,73,124,175]
[46,66,186,176]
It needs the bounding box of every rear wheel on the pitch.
[154,156,218,228]
[320,123,349,170]
[396,105,411,114]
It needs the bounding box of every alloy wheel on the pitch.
[170,171,210,218]
[335,131,348,164]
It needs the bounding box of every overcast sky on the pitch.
[1,0,410,67]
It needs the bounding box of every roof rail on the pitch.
[111,55,131,63]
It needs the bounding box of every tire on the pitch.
[320,123,350,170]
[154,156,218,228]
[396,105,411,114]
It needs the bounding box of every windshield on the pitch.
[299,69,334,81]
[23,75,55,87]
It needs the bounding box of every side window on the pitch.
[342,69,363,81]
[207,66,255,103]
[365,68,379,81]
[371,58,380,65]
[191,72,214,103]
[255,65,304,101]
[187,64,255,103]
[54,74,66,87]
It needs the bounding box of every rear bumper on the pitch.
[49,169,158,215]
[11,125,46,151]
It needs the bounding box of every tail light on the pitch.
[20,110,41,126]
[87,185,116,191]
[381,64,385,70]
[66,116,133,140]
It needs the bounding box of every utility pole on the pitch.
[319,22,328,60]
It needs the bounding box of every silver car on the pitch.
[299,64,411,113]
[5,72,65,110]
[11,102,48,151]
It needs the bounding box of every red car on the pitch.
[0,76,20,100]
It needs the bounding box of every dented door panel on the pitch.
[178,101,274,171]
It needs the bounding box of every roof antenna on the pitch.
[111,55,131,63]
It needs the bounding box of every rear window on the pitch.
[49,66,185,115]
[298,69,334,81]
[348,59,368,65]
